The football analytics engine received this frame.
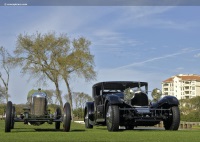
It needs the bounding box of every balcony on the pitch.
[163,83,169,85]
[184,87,190,90]
[164,88,168,91]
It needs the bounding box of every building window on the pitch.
[192,91,195,95]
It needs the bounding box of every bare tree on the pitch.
[58,37,96,110]
[0,85,6,103]
[10,32,68,109]
[11,32,96,113]
[0,47,11,103]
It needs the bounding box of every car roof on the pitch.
[93,81,148,90]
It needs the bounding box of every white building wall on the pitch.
[162,75,200,100]
[173,77,181,100]
[196,81,200,97]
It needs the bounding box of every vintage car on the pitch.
[84,81,180,131]
[5,89,71,132]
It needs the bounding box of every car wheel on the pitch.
[11,106,15,129]
[85,108,93,129]
[106,103,119,131]
[5,101,12,132]
[55,107,61,130]
[63,102,71,132]
[164,106,180,130]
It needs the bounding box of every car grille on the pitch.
[31,97,46,116]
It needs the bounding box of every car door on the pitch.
[95,92,104,121]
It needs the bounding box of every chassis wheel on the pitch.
[85,108,93,129]
[5,101,13,132]
[63,102,71,132]
[164,106,180,130]
[106,104,119,131]
[11,106,15,129]
[55,107,61,130]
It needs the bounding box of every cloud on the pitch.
[123,6,173,19]
[194,53,200,58]
[111,6,197,31]
[114,48,200,70]
[93,30,142,48]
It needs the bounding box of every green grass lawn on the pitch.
[0,120,200,142]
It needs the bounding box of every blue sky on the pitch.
[1,6,200,104]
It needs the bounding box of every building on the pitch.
[162,74,200,100]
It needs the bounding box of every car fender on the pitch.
[84,102,94,122]
[105,95,123,107]
[152,96,179,108]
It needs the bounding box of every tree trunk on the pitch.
[64,78,73,121]
[5,86,8,103]
[54,82,63,112]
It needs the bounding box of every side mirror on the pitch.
[151,88,162,102]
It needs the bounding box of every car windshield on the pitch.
[103,89,121,93]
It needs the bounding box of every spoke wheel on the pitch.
[106,104,119,131]
[85,108,93,128]
[63,102,71,132]
[5,101,12,132]
[164,106,180,130]
[55,107,61,130]
[11,106,15,129]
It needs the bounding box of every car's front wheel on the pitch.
[106,103,119,131]
[163,106,180,130]
[5,101,13,132]
[55,107,61,130]
[85,108,93,129]
[63,102,71,132]
[11,106,15,129]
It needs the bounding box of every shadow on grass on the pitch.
[94,126,164,132]
[34,128,63,132]
[34,128,85,132]
[95,127,107,130]
[11,128,85,133]
[95,127,125,132]
[71,129,85,132]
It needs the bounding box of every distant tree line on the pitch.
[65,92,92,119]
[180,96,200,122]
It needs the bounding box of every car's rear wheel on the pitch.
[106,103,119,131]
[163,106,180,130]
[11,106,15,129]
[85,108,93,129]
[5,101,12,132]
[55,107,61,130]
[63,102,71,132]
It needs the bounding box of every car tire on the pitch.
[55,107,61,130]
[85,108,93,129]
[11,106,15,129]
[164,106,180,130]
[5,101,12,132]
[106,103,119,131]
[63,102,71,132]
